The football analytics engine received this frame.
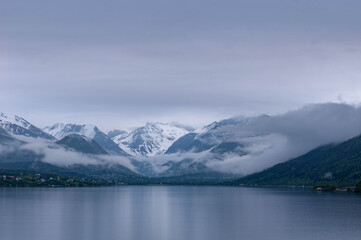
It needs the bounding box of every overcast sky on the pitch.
[1,0,361,131]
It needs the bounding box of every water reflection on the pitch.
[1,186,361,240]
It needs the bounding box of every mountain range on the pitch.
[0,112,257,182]
[2,103,361,186]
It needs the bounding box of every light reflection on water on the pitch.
[1,186,361,240]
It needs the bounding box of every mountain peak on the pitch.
[0,113,55,140]
[112,122,192,156]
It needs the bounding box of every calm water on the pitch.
[1,186,361,240]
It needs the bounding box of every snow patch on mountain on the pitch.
[43,123,97,139]
[0,113,32,130]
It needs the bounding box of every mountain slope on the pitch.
[165,133,211,154]
[107,129,127,139]
[160,159,208,177]
[56,134,108,155]
[112,122,193,156]
[165,117,253,154]
[210,142,247,156]
[0,113,55,140]
[43,123,129,156]
[0,133,144,183]
[0,128,23,146]
[233,135,361,186]
[0,150,146,184]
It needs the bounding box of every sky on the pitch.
[1,0,361,132]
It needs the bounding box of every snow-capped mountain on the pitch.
[112,122,194,156]
[0,113,55,140]
[43,123,129,156]
[165,116,262,154]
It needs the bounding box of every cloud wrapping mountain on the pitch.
[2,103,361,178]
[157,103,361,176]
[17,138,135,170]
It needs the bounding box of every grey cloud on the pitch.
[2,1,361,177]
[2,1,361,130]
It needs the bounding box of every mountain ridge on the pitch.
[0,113,55,140]
[43,123,129,156]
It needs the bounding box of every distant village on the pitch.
[0,171,116,187]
